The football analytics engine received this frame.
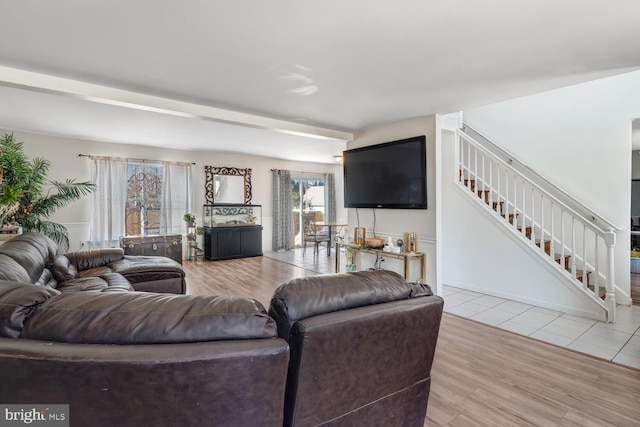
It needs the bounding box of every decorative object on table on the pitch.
[344,245,357,272]
[404,232,417,254]
[0,133,95,250]
[354,227,366,245]
[365,236,385,249]
[244,212,257,224]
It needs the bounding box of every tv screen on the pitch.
[343,136,427,209]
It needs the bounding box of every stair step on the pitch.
[501,213,518,224]
[491,201,504,213]
[476,189,489,201]
[535,239,551,253]
[587,283,606,300]
[555,254,571,270]
[574,269,591,286]
[517,226,532,239]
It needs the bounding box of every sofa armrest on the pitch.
[0,280,60,338]
[65,248,125,271]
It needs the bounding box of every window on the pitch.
[126,162,162,235]
[89,156,192,247]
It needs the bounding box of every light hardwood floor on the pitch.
[183,258,640,426]
[631,273,640,306]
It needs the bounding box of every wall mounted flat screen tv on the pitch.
[343,135,427,209]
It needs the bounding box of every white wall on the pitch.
[632,150,640,180]
[6,130,345,253]
[346,116,437,286]
[459,70,640,305]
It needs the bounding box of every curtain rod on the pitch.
[79,154,195,166]
[270,169,326,175]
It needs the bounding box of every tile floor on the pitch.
[264,249,640,370]
[444,285,640,369]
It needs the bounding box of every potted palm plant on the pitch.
[0,133,95,250]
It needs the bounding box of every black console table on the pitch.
[204,225,263,261]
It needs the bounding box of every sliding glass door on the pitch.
[291,174,325,248]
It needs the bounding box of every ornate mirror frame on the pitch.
[204,166,252,205]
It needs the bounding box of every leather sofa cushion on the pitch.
[109,256,185,283]
[65,248,124,271]
[269,270,412,339]
[22,292,278,344]
[0,233,57,283]
[78,266,113,278]
[0,280,61,338]
[0,254,32,284]
[56,273,134,293]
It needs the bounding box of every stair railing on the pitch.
[457,127,618,322]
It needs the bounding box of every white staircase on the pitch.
[456,125,620,322]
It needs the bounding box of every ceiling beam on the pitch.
[0,66,353,143]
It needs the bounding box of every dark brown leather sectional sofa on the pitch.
[0,232,444,427]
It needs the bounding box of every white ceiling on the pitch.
[1,0,639,162]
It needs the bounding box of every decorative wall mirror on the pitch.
[204,166,252,205]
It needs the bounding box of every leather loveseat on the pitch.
[0,234,443,427]
[0,232,186,294]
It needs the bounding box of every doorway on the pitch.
[291,173,325,248]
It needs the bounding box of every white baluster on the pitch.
[489,160,493,208]
[512,173,517,228]
[521,180,527,238]
[497,163,501,215]
[560,209,565,268]
[594,235,600,300]
[549,201,555,259]
[582,225,587,288]
[474,146,478,187]
[604,228,616,323]
[504,170,509,222]
[529,188,535,242]
[571,216,576,278]
[535,192,541,246]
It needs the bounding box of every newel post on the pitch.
[604,228,616,323]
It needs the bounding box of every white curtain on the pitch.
[89,157,128,248]
[160,162,193,235]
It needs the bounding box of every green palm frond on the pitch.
[27,180,96,218]
[28,221,71,252]
[1,133,95,250]
[22,157,50,200]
